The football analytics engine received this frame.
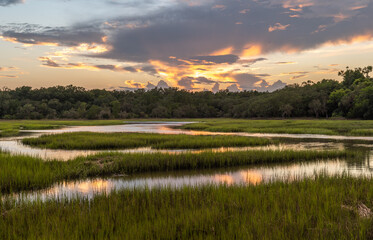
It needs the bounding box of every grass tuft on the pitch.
[1,176,373,239]
[0,149,359,193]
[22,132,274,150]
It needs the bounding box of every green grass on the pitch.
[2,176,373,239]
[178,119,373,136]
[22,132,274,150]
[0,120,128,137]
[2,118,373,138]
[0,149,356,193]
[0,129,19,138]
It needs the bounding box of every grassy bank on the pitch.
[2,119,373,138]
[0,149,356,193]
[22,132,274,150]
[179,119,373,136]
[1,176,373,239]
[0,120,129,137]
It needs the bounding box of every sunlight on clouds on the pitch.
[125,80,145,88]
[268,23,290,32]
[211,46,234,55]
[241,45,262,57]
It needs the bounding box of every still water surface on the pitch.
[2,122,373,201]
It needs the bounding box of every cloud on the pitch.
[219,71,287,92]
[291,75,307,80]
[39,57,61,68]
[3,0,373,63]
[238,58,267,64]
[178,77,196,90]
[125,80,145,88]
[0,75,17,78]
[0,66,15,71]
[268,23,290,32]
[232,73,263,90]
[194,76,216,84]
[156,80,170,88]
[281,71,309,76]
[265,80,287,92]
[91,0,373,65]
[123,66,138,72]
[146,81,156,89]
[0,0,23,7]
[227,84,240,92]
[188,54,239,65]
[1,23,105,46]
[38,57,161,76]
[275,61,297,65]
[212,82,220,92]
[1,0,373,90]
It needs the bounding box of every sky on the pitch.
[0,0,373,92]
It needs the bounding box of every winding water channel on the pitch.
[3,122,373,201]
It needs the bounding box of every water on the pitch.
[14,155,373,202]
[0,122,367,160]
[2,121,373,201]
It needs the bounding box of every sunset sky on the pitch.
[0,0,373,92]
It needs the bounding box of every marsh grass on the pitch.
[22,132,274,150]
[179,119,373,136]
[0,120,128,137]
[1,176,373,239]
[0,149,357,193]
[0,129,19,138]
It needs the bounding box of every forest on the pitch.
[0,66,372,119]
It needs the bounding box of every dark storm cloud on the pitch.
[0,0,23,6]
[2,0,373,65]
[95,0,373,63]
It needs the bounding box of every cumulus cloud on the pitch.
[178,77,196,90]
[265,80,287,92]
[146,81,156,89]
[227,84,240,92]
[156,80,170,88]
[212,82,220,92]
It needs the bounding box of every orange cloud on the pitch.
[268,23,290,32]
[324,34,373,47]
[125,80,145,88]
[241,45,262,57]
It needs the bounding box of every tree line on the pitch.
[0,66,372,119]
